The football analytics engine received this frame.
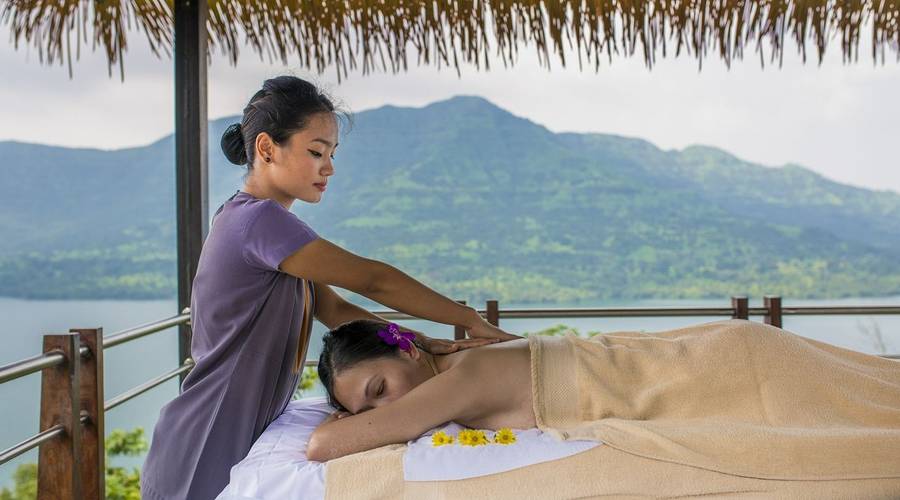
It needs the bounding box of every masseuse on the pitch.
[140,75,518,500]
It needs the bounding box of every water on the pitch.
[2,295,898,490]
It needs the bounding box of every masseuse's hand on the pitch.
[404,328,499,354]
[466,317,522,342]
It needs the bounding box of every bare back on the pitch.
[437,338,535,430]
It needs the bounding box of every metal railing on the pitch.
[0,312,191,385]
[1,295,898,498]
[0,309,192,499]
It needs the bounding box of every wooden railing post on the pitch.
[37,333,83,500]
[486,300,499,326]
[731,296,749,320]
[764,296,783,328]
[71,328,104,500]
[454,300,467,340]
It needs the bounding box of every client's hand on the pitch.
[323,409,352,424]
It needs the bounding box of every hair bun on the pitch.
[221,123,248,165]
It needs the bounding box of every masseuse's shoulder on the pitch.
[238,196,295,224]
[234,197,317,238]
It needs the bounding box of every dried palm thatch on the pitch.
[3,0,899,81]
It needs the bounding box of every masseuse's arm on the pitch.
[281,238,517,340]
[312,282,503,353]
[305,365,473,462]
[311,281,387,329]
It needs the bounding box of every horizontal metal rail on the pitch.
[1,357,196,466]
[370,307,742,320]
[493,307,738,319]
[103,312,190,349]
[371,305,900,320]
[0,350,67,385]
[104,359,195,412]
[0,424,64,466]
[780,306,900,316]
[0,312,190,385]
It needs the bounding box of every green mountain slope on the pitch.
[1,95,898,302]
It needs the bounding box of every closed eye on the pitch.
[309,150,336,160]
[377,381,384,397]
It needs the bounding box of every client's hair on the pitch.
[318,319,416,411]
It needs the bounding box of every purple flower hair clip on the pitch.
[377,323,416,353]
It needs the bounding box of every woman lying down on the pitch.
[309,318,900,489]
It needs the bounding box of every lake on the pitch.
[2,295,899,490]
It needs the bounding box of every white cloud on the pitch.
[0,20,898,194]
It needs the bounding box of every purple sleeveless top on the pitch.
[141,190,320,500]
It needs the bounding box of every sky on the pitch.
[1,19,898,195]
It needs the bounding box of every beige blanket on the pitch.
[326,320,900,498]
[327,444,900,499]
[532,319,900,480]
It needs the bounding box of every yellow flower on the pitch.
[493,428,517,445]
[457,429,475,446]
[457,429,489,446]
[431,431,455,447]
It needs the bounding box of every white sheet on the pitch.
[403,421,599,481]
[216,397,602,500]
[216,398,330,500]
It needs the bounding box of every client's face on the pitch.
[332,352,430,415]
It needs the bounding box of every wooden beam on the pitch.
[454,300,467,340]
[174,0,209,381]
[764,296,783,328]
[486,300,499,326]
[37,334,82,500]
[71,328,104,500]
[731,296,749,320]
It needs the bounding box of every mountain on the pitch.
[1,95,899,302]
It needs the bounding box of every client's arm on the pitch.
[306,367,474,462]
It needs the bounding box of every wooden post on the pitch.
[71,328,104,500]
[731,296,748,320]
[174,0,209,383]
[764,296,783,328]
[454,300,467,340]
[486,300,499,326]
[38,334,83,500]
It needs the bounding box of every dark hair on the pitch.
[318,319,415,411]
[220,75,352,167]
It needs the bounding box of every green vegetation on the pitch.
[293,366,320,400]
[0,465,35,500]
[103,429,148,500]
[2,96,899,302]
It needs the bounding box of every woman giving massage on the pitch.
[308,318,900,486]
[140,76,517,500]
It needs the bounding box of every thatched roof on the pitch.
[3,1,899,81]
